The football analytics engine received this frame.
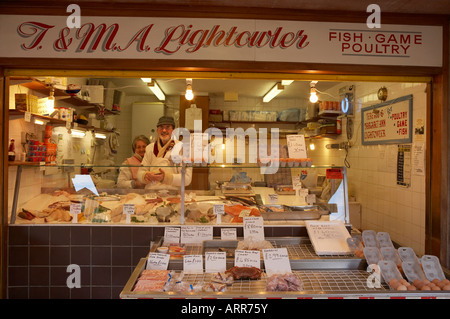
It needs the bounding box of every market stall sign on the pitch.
[0,15,442,67]
[361,95,413,145]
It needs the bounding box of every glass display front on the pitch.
[9,163,348,225]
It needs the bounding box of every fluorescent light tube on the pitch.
[71,129,86,138]
[148,81,165,101]
[281,80,294,86]
[94,133,107,139]
[263,83,284,103]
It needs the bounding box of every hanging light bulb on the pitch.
[185,78,194,101]
[309,82,318,103]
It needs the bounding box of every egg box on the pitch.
[421,255,446,281]
[379,260,403,285]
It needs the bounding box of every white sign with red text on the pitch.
[0,15,442,66]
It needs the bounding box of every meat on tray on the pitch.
[132,269,171,292]
[266,274,304,291]
[225,266,262,280]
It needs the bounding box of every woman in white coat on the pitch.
[137,116,192,190]
[117,135,150,189]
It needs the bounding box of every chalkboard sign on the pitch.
[361,95,413,145]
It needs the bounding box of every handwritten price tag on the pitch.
[286,134,307,159]
[235,250,260,268]
[263,248,291,276]
[123,203,135,223]
[243,217,264,241]
[205,252,226,273]
[183,255,203,274]
[164,227,180,244]
[221,228,237,240]
[146,253,170,270]
[70,203,82,223]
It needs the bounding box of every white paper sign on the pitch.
[286,134,307,159]
[71,175,99,196]
[183,255,203,274]
[164,227,180,244]
[197,226,213,241]
[181,226,198,243]
[235,250,260,268]
[268,193,278,204]
[70,203,82,223]
[292,175,302,189]
[243,217,264,241]
[205,252,226,273]
[221,228,237,240]
[305,221,352,255]
[146,253,170,270]
[213,204,225,224]
[263,248,291,275]
[123,203,135,223]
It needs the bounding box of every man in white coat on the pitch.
[137,116,192,190]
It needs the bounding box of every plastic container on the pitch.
[421,255,446,281]
[380,247,402,265]
[347,236,364,258]
[363,247,382,265]
[376,232,394,248]
[379,260,403,285]
[398,247,420,264]
[362,230,379,248]
[402,260,426,282]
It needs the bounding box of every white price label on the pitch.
[70,203,82,223]
[235,250,260,268]
[164,227,180,244]
[263,248,291,276]
[183,255,203,274]
[205,252,226,273]
[123,203,135,223]
[221,228,237,240]
[268,193,278,204]
[243,217,264,241]
[146,253,170,270]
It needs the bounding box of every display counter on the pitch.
[120,236,450,299]
[8,163,349,226]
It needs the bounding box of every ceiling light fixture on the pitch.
[71,129,86,138]
[140,78,152,83]
[94,132,107,139]
[185,78,194,101]
[309,81,319,103]
[281,80,294,86]
[147,80,166,101]
[263,83,284,103]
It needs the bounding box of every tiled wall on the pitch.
[312,82,427,255]
[7,225,307,299]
